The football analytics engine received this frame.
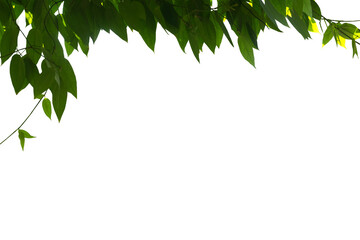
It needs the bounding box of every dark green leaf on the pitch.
[292,0,304,17]
[10,54,27,94]
[118,1,146,31]
[238,27,255,67]
[59,58,77,98]
[23,56,40,87]
[50,80,68,121]
[352,39,358,58]
[160,1,180,34]
[0,24,19,64]
[33,59,55,97]
[214,13,234,47]
[26,28,42,64]
[303,0,312,17]
[260,0,288,27]
[311,0,321,20]
[287,11,311,39]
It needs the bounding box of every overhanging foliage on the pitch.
[0,0,359,149]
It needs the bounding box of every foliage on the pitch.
[0,0,359,149]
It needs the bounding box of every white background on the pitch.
[1,1,360,239]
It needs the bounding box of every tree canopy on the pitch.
[0,0,359,149]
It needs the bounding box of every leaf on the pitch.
[292,0,304,17]
[33,59,56,98]
[18,129,35,150]
[160,1,180,34]
[63,0,91,46]
[287,11,311,39]
[42,97,52,119]
[10,54,27,94]
[139,7,157,51]
[0,24,19,64]
[23,56,40,87]
[104,2,128,42]
[25,11,33,25]
[338,23,360,40]
[260,0,288,27]
[59,58,77,98]
[334,32,346,48]
[352,39,358,58]
[214,13,234,47]
[26,28,42,64]
[50,81,68,122]
[311,0,321,20]
[238,27,256,67]
[322,24,334,47]
[196,18,217,53]
[118,1,146,31]
[303,0,312,17]
[308,17,319,33]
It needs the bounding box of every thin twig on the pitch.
[0,93,46,146]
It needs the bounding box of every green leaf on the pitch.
[338,23,360,40]
[118,1,146,31]
[292,0,304,17]
[187,31,200,62]
[18,129,35,151]
[104,2,128,41]
[311,0,321,20]
[269,0,287,16]
[23,56,40,87]
[139,7,157,51]
[0,0,11,25]
[214,13,234,47]
[10,54,27,94]
[197,18,217,53]
[260,0,288,27]
[352,39,358,58]
[50,81,68,121]
[287,11,311,39]
[160,1,180,34]
[59,58,77,98]
[33,59,55,98]
[0,24,19,64]
[322,24,334,46]
[238,27,255,67]
[63,0,91,46]
[26,28,42,64]
[42,97,52,119]
[303,0,312,17]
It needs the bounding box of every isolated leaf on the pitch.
[10,54,27,94]
[18,129,35,150]
[42,98,52,119]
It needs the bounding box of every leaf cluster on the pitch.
[0,0,358,149]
